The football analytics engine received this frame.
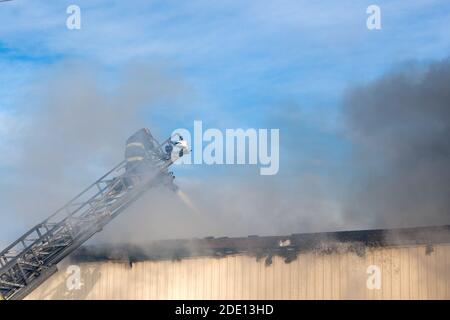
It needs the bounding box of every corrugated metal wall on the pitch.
[26,243,450,300]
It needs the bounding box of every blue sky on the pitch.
[1,1,449,115]
[1,0,450,243]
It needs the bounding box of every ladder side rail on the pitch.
[42,168,164,268]
[37,167,163,270]
[43,161,125,225]
[4,170,157,299]
[0,187,106,273]
[1,221,89,296]
[1,158,162,274]
[1,170,133,276]
[0,169,124,274]
[0,161,125,260]
[6,186,142,300]
[67,161,154,224]
[0,225,47,262]
[2,144,179,300]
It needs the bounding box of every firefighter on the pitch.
[172,135,189,157]
[163,135,189,160]
[124,128,159,184]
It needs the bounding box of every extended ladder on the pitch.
[0,134,179,300]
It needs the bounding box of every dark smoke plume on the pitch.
[343,58,450,228]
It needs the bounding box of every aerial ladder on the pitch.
[0,130,188,300]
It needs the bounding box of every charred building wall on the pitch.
[26,226,450,300]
